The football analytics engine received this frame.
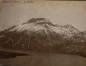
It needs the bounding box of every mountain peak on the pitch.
[26,18,50,23]
[24,18,55,26]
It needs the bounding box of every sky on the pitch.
[0,1,86,31]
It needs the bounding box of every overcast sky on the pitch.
[0,1,86,31]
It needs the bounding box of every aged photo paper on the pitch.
[0,0,86,66]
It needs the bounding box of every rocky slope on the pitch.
[0,18,86,57]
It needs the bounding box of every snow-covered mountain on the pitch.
[0,18,86,57]
[5,18,81,40]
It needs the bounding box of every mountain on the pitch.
[3,18,81,41]
[0,18,86,58]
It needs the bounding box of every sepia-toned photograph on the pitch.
[0,0,86,66]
